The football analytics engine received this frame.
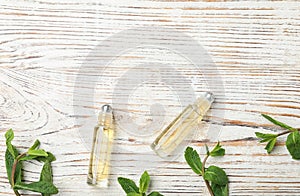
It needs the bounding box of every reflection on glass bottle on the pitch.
[87,105,114,187]
[151,92,215,158]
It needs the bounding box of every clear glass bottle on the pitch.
[151,92,215,158]
[87,105,114,187]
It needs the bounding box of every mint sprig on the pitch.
[256,114,300,159]
[118,171,163,196]
[4,129,58,196]
[185,143,229,196]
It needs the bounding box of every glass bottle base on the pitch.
[87,176,108,188]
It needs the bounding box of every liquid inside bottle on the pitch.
[87,105,114,187]
[151,92,214,158]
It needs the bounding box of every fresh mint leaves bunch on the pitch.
[5,129,58,196]
[185,142,229,196]
[255,114,300,159]
[118,171,163,196]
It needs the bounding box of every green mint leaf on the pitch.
[19,155,38,161]
[6,144,16,159]
[211,183,229,196]
[40,161,53,182]
[210,142,225,157]
[262,114,295,131]
[5,149,14,184]
[184,147,202,175]
[255,132,277,139]
[148,191,164,196]
[139,171,150,194]
[118,177,139,194]
[19,152,56,162]
[204,166,228,186]
[5,129,14,142]
[5,129,17,158]
[14,181,58,194]
[127,193,142,196]
[40,161,53,196]
[255,132,277,143]
[27,149,48,157]
[46,152,56,162]
[36,152,56,163]
[265,138,277,154]
[29,140,40,150]
[5,148,22,184]
[286,131,300,160]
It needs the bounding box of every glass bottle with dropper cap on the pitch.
[151,92,215,158]
[87,104,114,187]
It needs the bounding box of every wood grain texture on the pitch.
[0,0,300,195]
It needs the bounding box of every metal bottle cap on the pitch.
[204,92,215,104]
[101,104,113,113]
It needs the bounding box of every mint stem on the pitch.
[11,152,26,196]
[13,189,20,196]
[277,130,293,137]
[202,154,214,196]
[277,128,300,137]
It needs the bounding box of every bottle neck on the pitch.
[98,113,113,128]
[192,93,214,115]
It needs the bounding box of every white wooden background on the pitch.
[1,0,300,195]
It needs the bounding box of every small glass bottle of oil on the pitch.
[151,92,215,158]
[87,105,114,187]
